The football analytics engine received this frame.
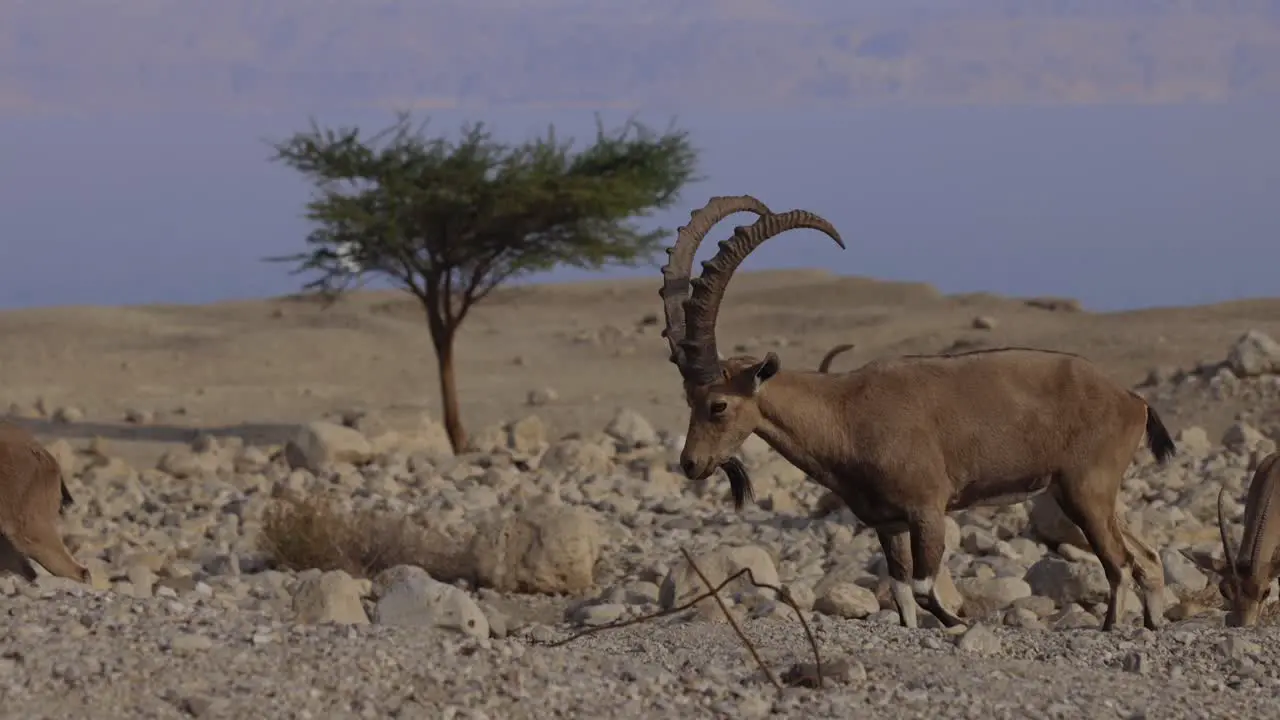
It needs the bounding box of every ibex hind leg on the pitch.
[1052,477,1132,631]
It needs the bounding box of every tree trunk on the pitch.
[431,330,468,453]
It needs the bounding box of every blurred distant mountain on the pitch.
[5,0,1280,111]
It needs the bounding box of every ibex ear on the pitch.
[750,352,781,393]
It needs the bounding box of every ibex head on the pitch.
[678,352,783,481]
[659,206,844,481]
[1216,486,1269,627]
[1184,487,1271,627]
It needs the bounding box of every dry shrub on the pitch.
[258,494,473,582]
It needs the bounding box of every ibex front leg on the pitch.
[877,528,920,628]
[907,509,965,628]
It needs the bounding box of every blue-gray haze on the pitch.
[2,104,1277,312]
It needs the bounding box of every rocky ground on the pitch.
[2,279,1280,718]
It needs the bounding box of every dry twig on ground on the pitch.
[543,546,825,691]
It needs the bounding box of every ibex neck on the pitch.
[753,370,848,484]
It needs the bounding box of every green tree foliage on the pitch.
[268,112,700,452]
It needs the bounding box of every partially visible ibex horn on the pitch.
[1218,486,1238,579]
[818,343,855,373]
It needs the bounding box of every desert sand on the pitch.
[3,269,1277,465]
[1,268,1280,718]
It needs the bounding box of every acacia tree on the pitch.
[268,112,700,452]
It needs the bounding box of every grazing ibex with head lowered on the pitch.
[1185,452,1280,627]
[659,196,1178,631]
[0,422,91,583]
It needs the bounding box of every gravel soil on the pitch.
[3,586,1279,719]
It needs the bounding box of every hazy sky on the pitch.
[2,103,1278,312]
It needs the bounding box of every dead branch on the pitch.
[678,547,780,691]
[541,546,825,691]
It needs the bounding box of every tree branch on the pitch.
[540,547,826,693]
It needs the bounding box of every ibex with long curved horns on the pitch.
[1185,452,1280,627]
[659,196,1177,630]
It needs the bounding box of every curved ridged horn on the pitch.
[1219,486,1238,579]
[659,196,772,375]
[679,210,845,384]
[818,343,855,373]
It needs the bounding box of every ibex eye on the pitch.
[710,401,728,415]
